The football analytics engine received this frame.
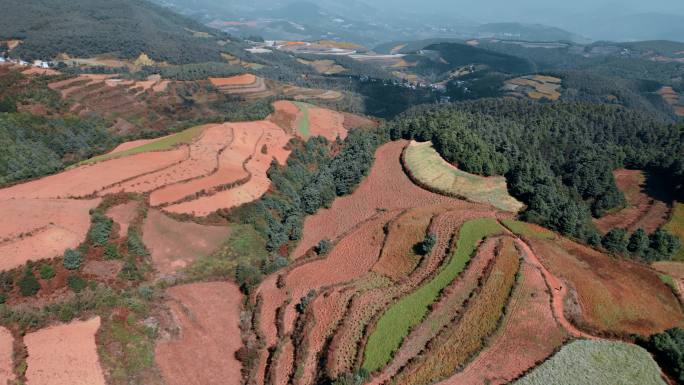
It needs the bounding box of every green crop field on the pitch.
[403,141,524,212]
[514,340,666,385]
[293,101,311,138]
[664,202,684,261]
[77,124,205,166]
[362,218,504,372]
[501,219,556,240]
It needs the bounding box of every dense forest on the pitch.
[391,99,684,256]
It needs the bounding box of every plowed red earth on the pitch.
[0,327,13,384]
[155,282,243,385]
[164,121,291,216]
[24,317,106,385]
[142,210,230,275]
[594,169,670,234]
[106,201,138,237]
[293,140,491,258]
[0,198,101,271]
[439,260,568,385]
[0,148,188,199]
[529,236,684,336]
[102,124,231,196]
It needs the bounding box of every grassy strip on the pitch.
[664,202,684,261]
[77,124,205,166]
[501,219,556,240]
[293,101,311,138]
[513,340,666,385]
[392,237,521,385]
[403,142,524,213]
[659,274,677,293]
[362,218,504,372]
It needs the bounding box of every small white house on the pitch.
[33,60,49,69]
[0,57,6,63]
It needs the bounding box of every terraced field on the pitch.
[402,141,524,212]
[503,75,562,101]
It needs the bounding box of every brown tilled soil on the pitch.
[0,148,188,200]
[164,121,291,216]
[308,107,348,141]
[24,317,106,385]
[106,201,139,237]
[594,169,671,234]
[439,260,568,385]
[293,140,492,259]
[209,74,257,87]
[151,122,262,207]
[102,124,230,196]
[0,327,13,384]
[529,236,684,336]
[155,282,243,385]
[0,198,101,271]
[142,210,230,276]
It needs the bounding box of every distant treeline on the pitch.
[391,99,684,247]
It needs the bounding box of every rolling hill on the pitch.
[0,0,248,64]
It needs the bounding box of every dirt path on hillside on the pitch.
[512,237,596,340]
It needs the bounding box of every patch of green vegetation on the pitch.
[17,267,40,297]
[501,219,556,240]
[78,124,205,166]
[665,203,684,261]
[39,264,56,280]
[659,274,677,293]
[293,101,312,138]
[63,248,84,270]
[363,218,504,372]
[99,313,156,383]
[184,224,269,283]
[67,275,87,293]
[514,340,666,385]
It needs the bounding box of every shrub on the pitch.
[88,212,113,246]
[18,268,40,297]
[104,243,121,260]
[67,275,87,293]
[315,239,333,256]
[235,263,263,293]
[641,328,684,383]
[63,249,83,270]
[627,228,649,255]
[602,228,628,253]
[119,258,143,282]
[296,289,317,313]
[414,233,438,255]
[126,228,149,257]
[39,264,56,280]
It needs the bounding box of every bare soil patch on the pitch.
[0,198,100,271]
[106,201,139,237]
[142,210,230,276]
[0,327,13,384]
[0,148,187,200]
[440,260,568,385]
[529,236,684,336]
[24,317,106,385]
[164,121,291,216]
[594,169,671,234]
[293,140,492,259]
[155,282,243,385]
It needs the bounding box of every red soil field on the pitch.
[0,198,101,271]
[368,234,502,385]
[254,211,398,384]
[594,169,670,234]
[0,148,188,200]
[102,124,230,196]
[150,122,261,206]
[155,282,243,385]
[24,317,106,385]
[270,100,300,133]
[164,121,291,216]
[0,327,14,384]
[106,201,138,237]
[273,340,295,385]
[209,74,257,87]
[529,236,684,336]
[142,210,230,276]
[21,67,60,76]
[106,138,157,155]
[296,288,354,385]
[293,140,492,259]
[440,260,568,385]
